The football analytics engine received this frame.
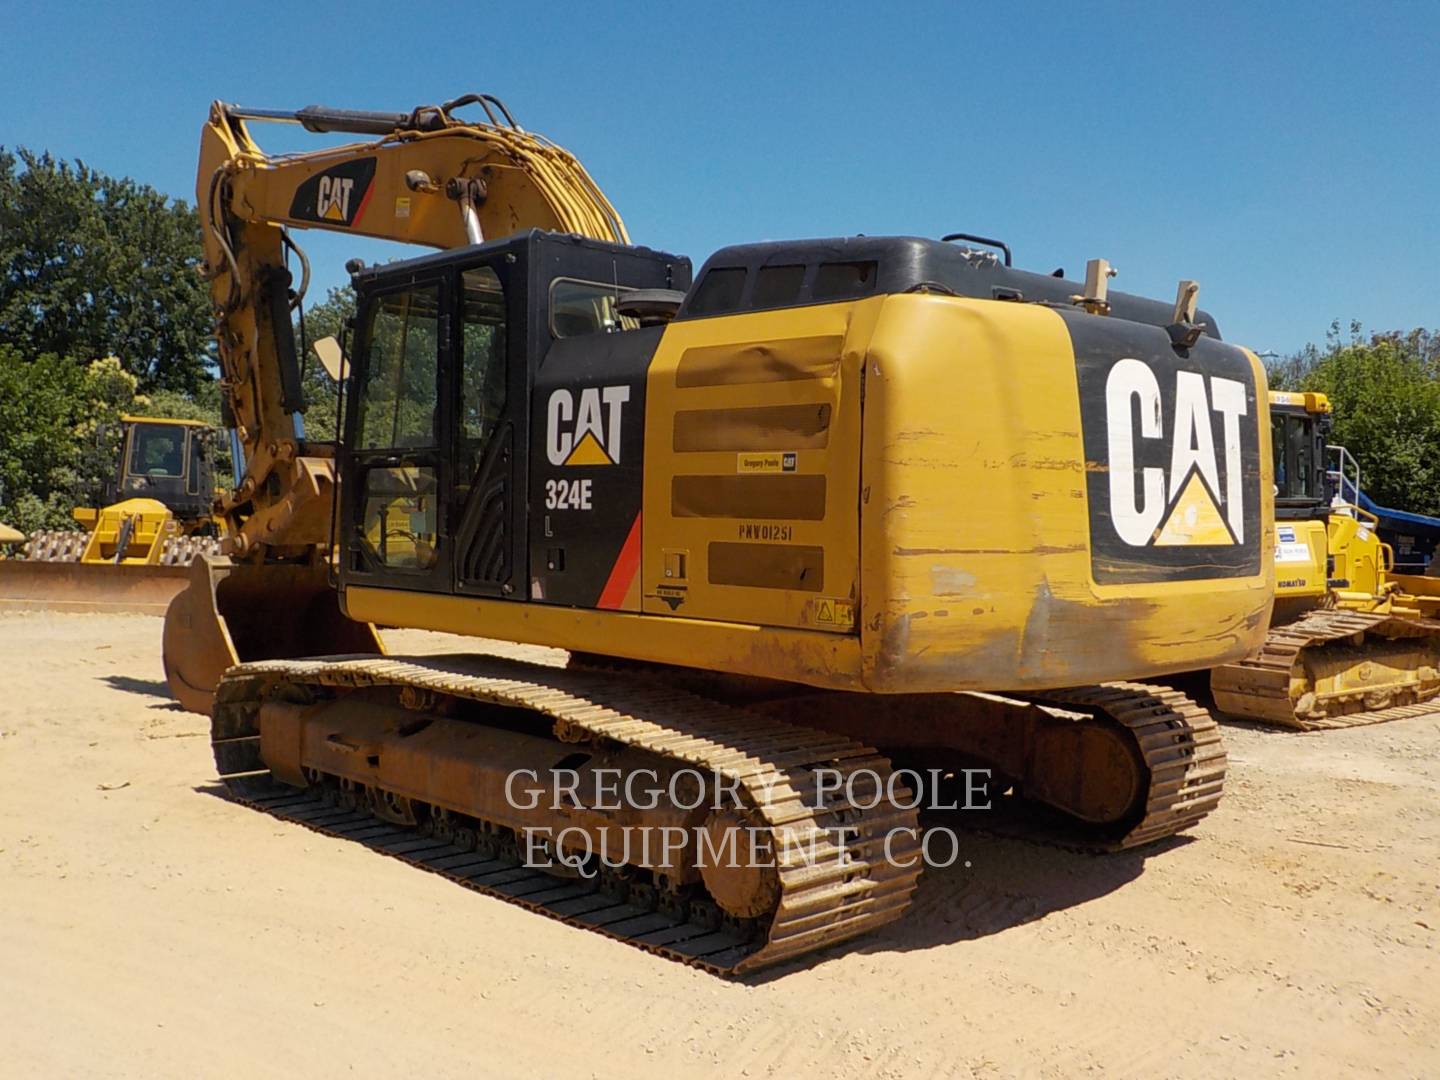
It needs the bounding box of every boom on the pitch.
[165,95,628,711]
[197,93,626,559]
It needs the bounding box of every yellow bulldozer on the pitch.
[0,415,223,613]
[148,93,1278,972]
[1209,391,1440,728]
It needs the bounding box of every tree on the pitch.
[0,148,214,394]
[292,285,356,442]
[0,350,139,533]
[1266,323,1440,516]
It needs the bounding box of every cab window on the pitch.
[187,432,203,495]
[359,466,439,571]
[129,424,185,478]
[1272,412,1317,500]
[356,285,441,450]
[461,268,508,442]
[549,278,636,338]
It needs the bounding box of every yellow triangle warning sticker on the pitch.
[1154,471,1234,546]
[562,431,613,466]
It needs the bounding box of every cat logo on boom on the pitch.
[1075,333,1261,585]
[317,176,355,221]
[546,386,631,466]
[288,159,377,228]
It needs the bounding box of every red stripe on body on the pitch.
[350,175,376,226]
[596,512,642,610]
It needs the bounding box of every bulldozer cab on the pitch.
[116,417,216,525]
[1267,392,1335,607]
[1268,392,1331,520]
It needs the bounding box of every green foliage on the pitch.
[1266,323,1440,516]
[0,350,139,533]
[294,285,355,441]
[133,386,221,426]
[0,147,214,394]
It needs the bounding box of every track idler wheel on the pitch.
[697,810,781,919]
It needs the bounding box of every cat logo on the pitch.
[288,159,377,228]
[1073,325,1261,586]
[317,175,356,221]
[1106,357,1248,547]
[546,386,631,466]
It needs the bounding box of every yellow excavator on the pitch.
[1210,391,1440,727]
[163,94,1273,972]
[0,415,223,613]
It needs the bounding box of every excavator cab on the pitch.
[338,231,688,602]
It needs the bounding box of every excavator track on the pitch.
[1020,683,1228,849]
[210,654,924,975]
[733,679,1227,852]
[1212,608,1440,729]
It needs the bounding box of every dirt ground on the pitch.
[1,611,1437,1079]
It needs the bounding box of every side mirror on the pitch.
[313,336,349,382]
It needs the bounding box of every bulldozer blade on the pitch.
[163,554,384,716]
[0,559,192,615]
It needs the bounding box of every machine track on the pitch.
[1211,608,1440,729]
[210,654,924,975]
[738,680,1227,852]
[1022,683,1228,849]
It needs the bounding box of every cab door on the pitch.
[448,259,526,598]
[344,275,451,593]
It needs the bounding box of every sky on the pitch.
[2,1,1436,355]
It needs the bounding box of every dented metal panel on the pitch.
[858,293,1274,691]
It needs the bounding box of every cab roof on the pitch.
[1267,391,1332,415]
[121,415,211,427]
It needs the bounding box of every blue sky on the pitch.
[2,1,1436,355]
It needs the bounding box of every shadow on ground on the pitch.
[745,806,1185,981]
[191,779,1181,982]
[102,675,174,700]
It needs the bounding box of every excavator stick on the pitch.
[163,555,384,715]
[0,559,194,615]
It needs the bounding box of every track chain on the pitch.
[211,653,924,975]
[1211,608,1440,729]
[1022,683,1227,850]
